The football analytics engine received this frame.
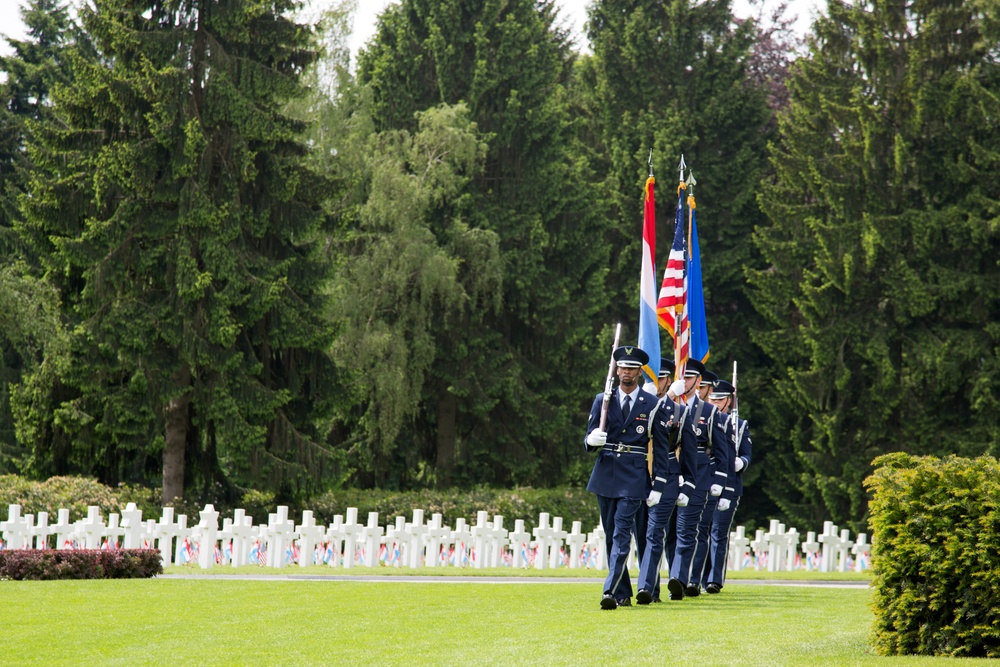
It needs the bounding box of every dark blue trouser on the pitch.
[702,497,740,588]
[598,495,642,601]
[634,501,647,574]
[689,493,721,590]
[638,483,679,596]
[669,486,707,585]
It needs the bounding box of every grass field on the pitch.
[2,574,995,666]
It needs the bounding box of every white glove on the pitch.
[677,493,689,507]
[717,498,731,511]
[586,429,607,447]
[710,484,723,497]
[646,490,662,507]
[668,379,686,397]
[734,457,745,472]
[678,475,685,488]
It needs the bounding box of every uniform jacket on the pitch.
[647,395,698,496]
[683,396,731,494]
[584,387,656,498]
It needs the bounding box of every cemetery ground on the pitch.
[3,573,992,666]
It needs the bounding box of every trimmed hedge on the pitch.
[0,475,121,522]
[308,486,599,533]
[865,453,1000,658]
[0,548,163,580]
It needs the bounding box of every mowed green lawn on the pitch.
[0,577,989,666]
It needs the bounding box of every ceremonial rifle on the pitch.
[599,323,622,432]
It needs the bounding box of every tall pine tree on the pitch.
[0,0,80,469]
[353,0,611,488]
[749,0,1000,530]
[15,0,340,503]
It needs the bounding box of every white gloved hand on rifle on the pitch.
[734,457,745,472]
[586,429,607,448]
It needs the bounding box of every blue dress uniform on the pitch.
[585,345,654,609]
[688,400,734,595]
[702,382,752,592]
[635,392,697,603]
[666,362,730,599]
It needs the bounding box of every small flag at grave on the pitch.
[323,541,334,565]
[378,543,388,565]
[214,544,223,564]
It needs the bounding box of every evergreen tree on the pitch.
[15,0,340,503]
[749,0,1000,530]
[353,0,610,488]
[0,0,79,469]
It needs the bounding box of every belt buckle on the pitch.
[614,443,625,453]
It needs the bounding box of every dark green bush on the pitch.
[866,453,1000,658]
[307,486,599,532]
[0,549,163,580]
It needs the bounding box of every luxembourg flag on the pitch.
[638,175,661,383]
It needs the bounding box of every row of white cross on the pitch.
[0,503,870,573]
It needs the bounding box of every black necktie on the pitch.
[622,395,631,420]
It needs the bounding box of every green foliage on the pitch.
[748,0,1000,531]
[305,485,598,532]
[0,474,119,521]
[866,453,1000,657]
[350,0,610,489]
[0,0,80,472]
[11,0,343,501]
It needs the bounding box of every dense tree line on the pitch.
[0,0,996,531]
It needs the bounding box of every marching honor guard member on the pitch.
[665,359,730,600]
[687,369,732,596]
[584,345,656,610]
[701,380,752,594]
[635,367,696,604]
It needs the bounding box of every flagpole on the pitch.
[674,155,687,385]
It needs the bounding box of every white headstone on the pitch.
[120,503,144,549]
[851,533,870,572]
[836,529,855,572]
[32,511,52,550]
[818,521,841,573]
[340,508,363,568]
[565,521,587,569]
[80,506,105,550]
[2,504,30,550]
[52,509,74,549]
[728,525,750,571]
[749,528,768,570]
[360,512,384,568]
[424,514,450,568]
[405,510,429,569]
[157,508,180,566]
[196,505,219,569]
[532,513,556,571]
[800,530,821,570]
[297,510,326,568]
[508,520,532,568]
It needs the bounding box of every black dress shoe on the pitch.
[601,594,618,610]
[651,596,662,603]
[616,597,632,607]
[636,589,653,605]
[705,582,721,594]
[685,585,701,597]
[667,578,685,600]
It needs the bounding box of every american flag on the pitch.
[657,181,689,379]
